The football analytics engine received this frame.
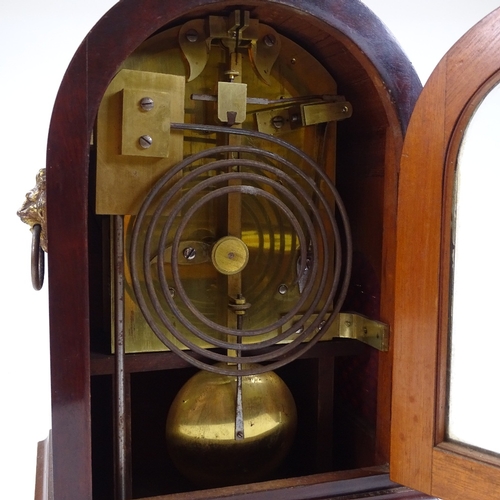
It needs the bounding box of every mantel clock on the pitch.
[18,0,464,498]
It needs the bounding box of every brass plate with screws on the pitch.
[96,69,185,215]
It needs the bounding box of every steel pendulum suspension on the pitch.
[229,294,251,440]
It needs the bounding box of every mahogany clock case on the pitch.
[43,0,421,499]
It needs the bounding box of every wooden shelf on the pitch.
[90,339,365,376]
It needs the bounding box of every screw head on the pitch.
[278,284,288,295]
[185,29,199,43]
[140,97,154,111]
[271,115,285,129]
[182,247,196,261]
[263,34,276,47]
[138,135,153,149]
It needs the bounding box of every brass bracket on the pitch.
[301,100,353,125]
[256,98,352,135]
[281,312,389,351]
[335,313,389,351]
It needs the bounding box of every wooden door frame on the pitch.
[391,6,500,499]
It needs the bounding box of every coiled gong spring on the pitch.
[130,123,352,376]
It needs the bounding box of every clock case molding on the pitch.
[39,0,432,498]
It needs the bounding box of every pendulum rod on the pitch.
[235,306,245,440]
[229,295,253,440]
[113,215,130,500]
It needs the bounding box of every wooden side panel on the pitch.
[390,60,447,492]
[376,127,401,462]
[46,41,93,499]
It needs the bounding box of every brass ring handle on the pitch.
[31,224,45,290]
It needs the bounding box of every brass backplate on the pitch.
[107,22,346,354]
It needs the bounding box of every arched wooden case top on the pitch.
[45,1,420,498]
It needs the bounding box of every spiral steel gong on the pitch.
[130,123,352,376]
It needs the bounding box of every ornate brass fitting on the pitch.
[18,168,47,249]
[17,168,47,290]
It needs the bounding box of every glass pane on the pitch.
[448,82,500,455]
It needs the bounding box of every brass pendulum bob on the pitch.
[165,362,297,487]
